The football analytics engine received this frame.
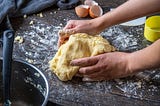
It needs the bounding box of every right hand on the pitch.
[71,52,133,81]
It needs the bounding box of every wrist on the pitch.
[95,11,115,31]
[127,52,145,74]
[90,15,110,34]
[120,52,136,75]
[128,39,160,73]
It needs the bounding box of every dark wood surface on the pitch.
[9,0,160,106]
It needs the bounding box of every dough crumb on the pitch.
[23,14,27,18]
[14,36,24,43]
[29,20,34,25]
[37,13,43,17]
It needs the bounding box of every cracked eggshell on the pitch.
[84,0,98,6]
[89,5,103,18]
[75,5,89,18]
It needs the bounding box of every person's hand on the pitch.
[64,19,103,35]
[71,52,134,81]
[58,19,104,48]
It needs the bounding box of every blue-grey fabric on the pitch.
[0,0,15,23]
[0,0,80,24]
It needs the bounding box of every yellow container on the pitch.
[144,16,160,42]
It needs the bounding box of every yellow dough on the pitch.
[49,33,115,81]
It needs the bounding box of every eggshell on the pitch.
[84,0,98,6]
[89,5,103,18]
[75,5,89,18]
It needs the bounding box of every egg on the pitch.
[89,5,103,18]
[75,5,89,18]
[84,0,98,6]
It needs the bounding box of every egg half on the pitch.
[75,5,89,18]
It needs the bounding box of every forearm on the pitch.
[128,39,160,73]
[95,0,160,30]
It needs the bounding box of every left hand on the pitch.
[58,18,104,48]
[71,52,133,81]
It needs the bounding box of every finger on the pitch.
[58,29,73,48]
[57,39,61,48]
[57,36,68,48]
[64,24,74,29]
[78,63,101,75]
[74,70,83,77]
[70,56,99,67]
[64,20,76,29]
[64,23,74,29]
[75,73,83,77]
[58,29,74,37]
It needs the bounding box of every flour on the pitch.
[14,19,62,64]
[101,25,144,51]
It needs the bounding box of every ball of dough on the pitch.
[49,33,115,81]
